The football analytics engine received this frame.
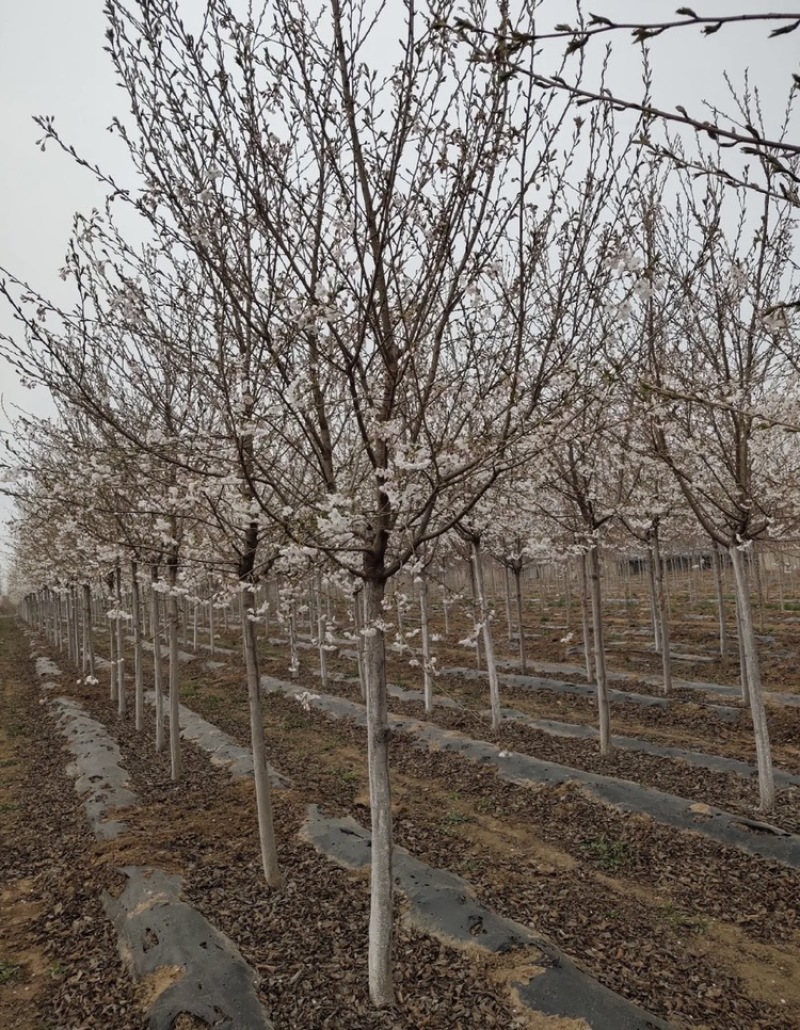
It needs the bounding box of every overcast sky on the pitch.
[0,0,797,581]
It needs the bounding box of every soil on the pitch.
[7,571,800,1029]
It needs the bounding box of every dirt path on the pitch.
[0,619,143,1029]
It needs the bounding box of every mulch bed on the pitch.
[64,679,530,1029]
[11,621,800,1030]
[172,667,800,1029]
[0,628,144,1030]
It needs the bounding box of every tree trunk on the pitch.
[729,545,775,812]
[652,527,672,696]
[353,584,366,700]
[752,544,766,633]
[70,587,80,669]
[512,563,526,675]
[503,565,513,642]
[131,561,144,731]
[712,543,728,659]
[419,571,433,715]
[151,569,165,754]
[108,601,117,703]
[579,553,594,684]
[288,609,299,677]
[240,587,282,886]
[82,583,95,681]
[472,539,501,730]
[467,553,483,671]
[316,571,330,690]
[208,579,216,655]
[564,563,573,633]
[167,562,181,780]
[735,591,751,706]
[588,542,612,754]
[115,565,126,720]
[363,573,395,1008]
[261,579,271,641]
[646,548,662,653]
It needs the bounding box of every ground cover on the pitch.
[169,653,800,1028]
[8,569,800,1028]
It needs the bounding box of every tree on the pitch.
[448,6,800,204]
[618,162,800,811]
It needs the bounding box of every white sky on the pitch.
[0,0,797,579]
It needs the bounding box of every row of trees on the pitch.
[2,0,799,1008]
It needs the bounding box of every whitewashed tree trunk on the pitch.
[752,545,766,633]
[61,593,69,660]
[168,562,181,780]
[115,565,126,720]
[353,584,366,700]
[131,561,145,731]
[712,543,729,659]
[646,549,662,652]
[151,569,165,754]
[261,580,271,641]
[395,586,405,641]
[81,583,95,681]
[108,601,118,703]
[208,583,216,655]
[503,565,513,642]
[735,593,751,706]
[418,571,433,715]
[472,539,501,731]
[467,553,483,672]
[511,563,527,674]
[69,587,79,668]
[588,543,612,754]
[651,528,673,696]
[288,609,299,678]
[564,563,573,633]
[56,592,64,653]
[307,584,316,642]
[579,553,594,684]
[316,572,330,690]
[729,544,775,811]
[240,587,282,886]
[364,574,394,1008]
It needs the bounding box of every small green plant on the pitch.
[282,712,310,731]
[6,723,26,738]
[49,962,67,979]
[584,837,633,872]
[0,961,21,985]
[441,810,473,829]
[662,903,710,934]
